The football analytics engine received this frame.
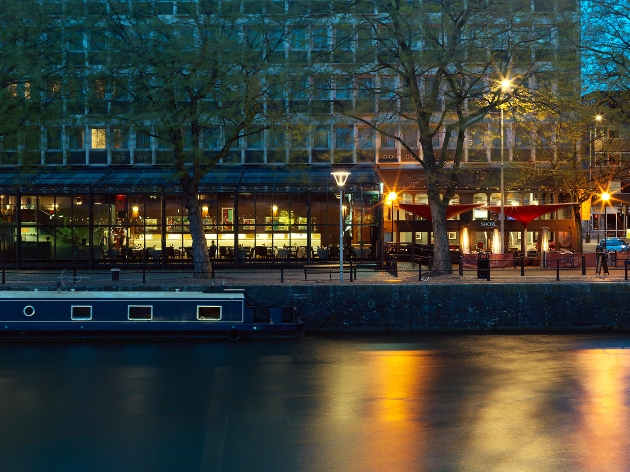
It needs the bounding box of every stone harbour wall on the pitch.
[240,283,630,331]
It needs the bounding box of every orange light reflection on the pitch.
[573,349,630,470]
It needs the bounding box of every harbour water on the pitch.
[1,333,630,471]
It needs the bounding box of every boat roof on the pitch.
[0,290,247,300]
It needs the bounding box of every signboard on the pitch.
[610,180,621,194]
[581,199,591,221]
[621,179,630,194]
[377,150,398,163]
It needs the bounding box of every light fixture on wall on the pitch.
[132,205,139,217]
[202,205,209,218]
[76,197,82,205]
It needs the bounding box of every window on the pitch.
[380,127,397,148]
[312,27,328,50]
[157,131,173,149]
[358,127,375,149]
[71,306,92,320]
[402,126,417,147]
[335,126,353,149]
[379,76,397,100]
[291,27,307,50]
[203,127,221,149]
[113,129,128,149]
[197,306,221,320]
[313,127,329,148]
[47,128,62,149]
[469,126,485,148]
[68,29,84,51]
[268,127,285,148]
[128,305,152,320]
[290,125,307,148]
[335,76,353,100]
[91,128,106,149]
[136,131,151,149]
[68,128,84,149]
[246,131,263,149]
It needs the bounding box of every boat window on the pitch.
[128,305,153,320]
[71,305,92,320]
[197,306,222,320]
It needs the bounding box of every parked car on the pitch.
[596,238,629,252]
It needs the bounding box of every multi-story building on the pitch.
[0,0,582,264]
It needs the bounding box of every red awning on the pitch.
[397,203,484,221]
[483,203,574,228]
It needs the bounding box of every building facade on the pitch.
[0,0,583,264]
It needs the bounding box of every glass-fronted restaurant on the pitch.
[0,166,382,264]
[0,165,581,265]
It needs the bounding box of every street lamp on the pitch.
[332,171,350,282]
[387,191,397,243]
[601,192,610,249]
[499,78,512,255]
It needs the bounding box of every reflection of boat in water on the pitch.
[0,289,303,340]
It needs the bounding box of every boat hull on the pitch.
[0,289,303,339]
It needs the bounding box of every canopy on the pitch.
[397,203,484,221]
[483,204,574,228]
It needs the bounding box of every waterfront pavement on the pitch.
[3,242,629,288]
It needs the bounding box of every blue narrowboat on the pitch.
[0,289,303,340]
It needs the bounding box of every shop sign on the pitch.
[480,221,497,228]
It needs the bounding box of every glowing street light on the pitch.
[499,77,513,254]
[387,191,397,242]
[332,171,350,282]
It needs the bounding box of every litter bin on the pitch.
[111,268,121,281]
[477,258,489,279]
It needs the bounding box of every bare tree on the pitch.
[98,0,297,277]
[323,0,569,272]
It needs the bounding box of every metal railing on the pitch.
[1,253,629,286]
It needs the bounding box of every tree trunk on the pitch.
[183,189,212,279]
[428,197,451,274]
[572,203,584,254]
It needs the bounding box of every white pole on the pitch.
[500,106,505,254]
[339,187,344,282]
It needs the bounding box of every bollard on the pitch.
[281,267,284,283]
[459,256,463,276]
[556,257,561,279]
[418,259,422,281]
[486,258,490,281]
[1,260,4,285]
[111,268,120,281]
[350,258,354,282]
[73,263,77,284]
[393,257,398,277]
[521,254,525,277]
[582,256,586,276]
[626,259,628,281]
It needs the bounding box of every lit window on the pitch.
[91,128,106,149]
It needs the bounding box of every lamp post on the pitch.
[387,191,397,243]
[601,192,610,249]
[332,172,350,282]
[499,78,512,255]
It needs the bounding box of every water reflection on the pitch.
[573,349,630,471]
[0,336,630,471]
